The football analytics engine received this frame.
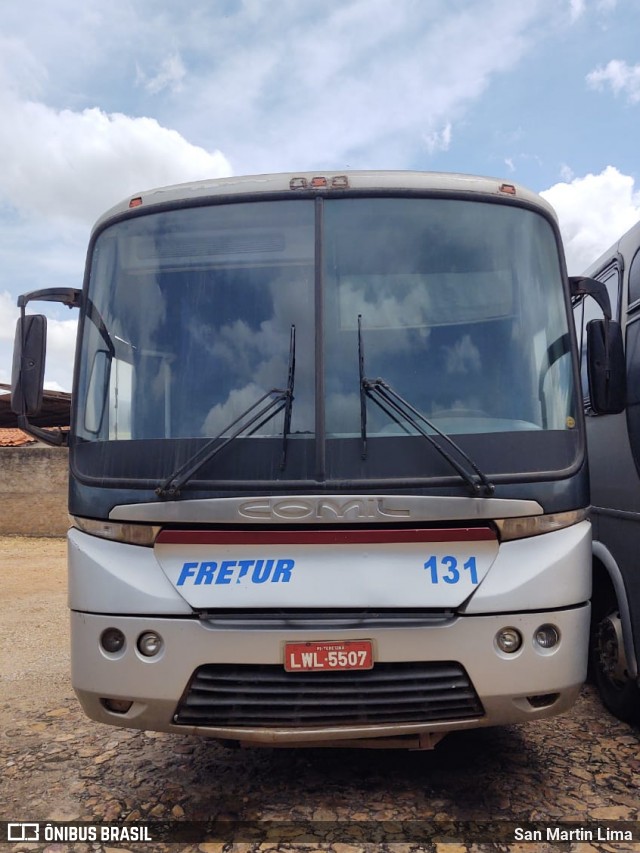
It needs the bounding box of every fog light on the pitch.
[535,624,560,649]
[526,693,559,709]
[137,631,163,657]
[101,698,133,714]
[496,627,522,653]
[100,628,125,653]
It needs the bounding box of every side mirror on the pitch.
[587,319,626,414]
[11,314,47,416]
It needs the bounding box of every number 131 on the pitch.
[423,555,478,585]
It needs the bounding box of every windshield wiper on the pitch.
[157,325,295,499]
[357,315,494,496]
[280,324,296,469]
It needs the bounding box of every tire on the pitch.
[590,586,640,725]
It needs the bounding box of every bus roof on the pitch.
[94,170,558,233]
[582,217,640,279]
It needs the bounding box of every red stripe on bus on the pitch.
[156,528,496,546]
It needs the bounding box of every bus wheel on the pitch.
[590,590,640,725]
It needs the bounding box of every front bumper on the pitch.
[71,603,589,745]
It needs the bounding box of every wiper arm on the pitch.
[358,315,494,496]
[157,325,295,499]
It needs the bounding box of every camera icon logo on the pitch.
[8,824,40,842]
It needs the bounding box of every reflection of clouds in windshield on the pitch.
[444,334,481,374]
[541,356,574,429]
[201,380,316,437]
[110,273,167,351]
[339,278,431,350]
[325,390,360,435]
[189,269,315,434]
[433,397,484,415]
[197,271,315,436]
[201,381,282,437]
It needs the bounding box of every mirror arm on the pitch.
[569,276,612,320]
[17,288,82,310]
[17,415,66,447]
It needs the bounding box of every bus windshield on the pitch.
[73,196,579,488]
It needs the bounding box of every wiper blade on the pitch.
[280,324,296,469]
[358,315,494,496]
[157,325,295,499]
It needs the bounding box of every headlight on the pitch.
[137,631,163,657]
[496,627,522,653]
[495,509,588,542]
[100,627,125,653]
[535,624,560,649]
[72,516,160,546]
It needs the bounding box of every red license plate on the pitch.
[284,639,373,672]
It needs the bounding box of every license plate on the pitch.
[284,639,373,672]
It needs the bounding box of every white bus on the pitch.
[12,171,616,749]
[575,220,640,724]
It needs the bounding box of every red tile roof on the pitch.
[0,428,37,447]
[0,383,71,428]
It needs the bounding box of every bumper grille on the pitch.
[174,662,484,728]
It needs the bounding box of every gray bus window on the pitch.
[625,316,640,476]
[628,248,640,309]
[624,253,640,469]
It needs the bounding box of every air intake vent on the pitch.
[174,661,483,728]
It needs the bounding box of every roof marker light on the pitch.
[498,183,516,196]
[129,197,143,208]
[290,175,350,191]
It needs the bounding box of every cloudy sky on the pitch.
[1,0,640,391]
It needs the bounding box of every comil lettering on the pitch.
[238,497,411,520]
[176,558,295,586]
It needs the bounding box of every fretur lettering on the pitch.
[176,558,295,586]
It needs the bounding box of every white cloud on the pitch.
[0,291,18,342]
[0,98,231,224]
[541,166,640,274]
[569,0,617,22]
[137,54,187,95]
[424,124,452,155]
[175,0,550,172]
[43,316,78,390]
[0,30,231,391]
[569,0,586,21]
[587,59,640,103]
[559,163,574,182]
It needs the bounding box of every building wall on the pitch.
[0,446,69,536]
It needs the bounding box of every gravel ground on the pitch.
[1,535,640,853]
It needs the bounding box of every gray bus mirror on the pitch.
[586,318,626,414]
[11,314,47,416]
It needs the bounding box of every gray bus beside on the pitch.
[576,221,640,723]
